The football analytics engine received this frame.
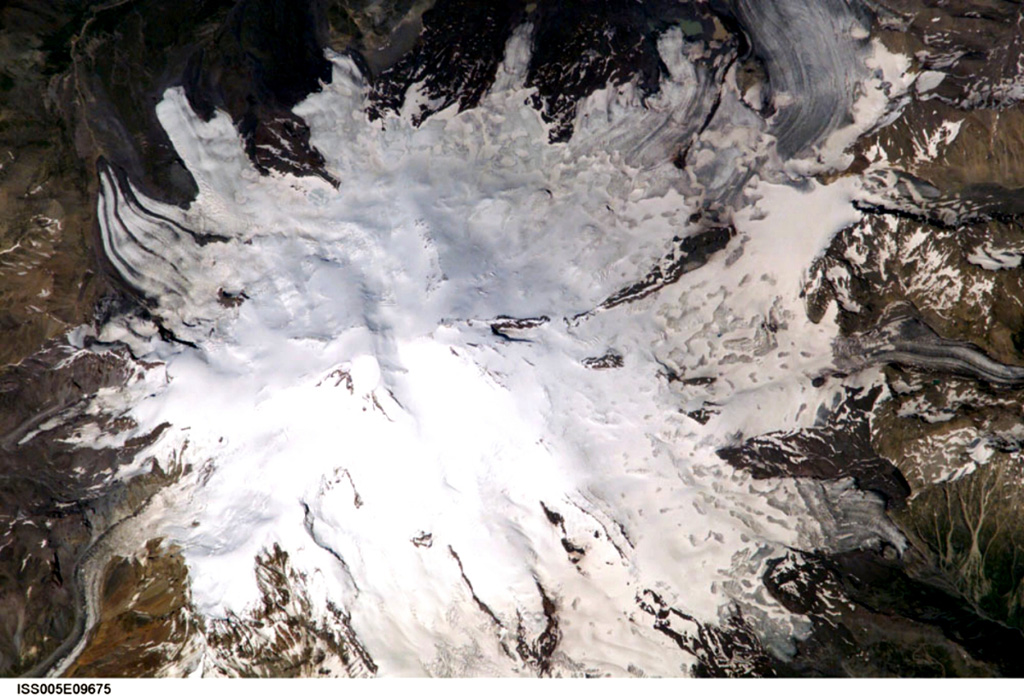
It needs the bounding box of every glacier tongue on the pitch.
[86,25,908,676]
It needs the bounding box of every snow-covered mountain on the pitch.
[5,0,1024,678]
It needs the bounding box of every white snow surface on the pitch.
[85,29,907,676]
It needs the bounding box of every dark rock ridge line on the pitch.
[854,196,1024,233]
[597,224,736,311]
[539,501,587,566]
[513,580,561,676]
[448,546,504,630]
[448,544,563,675]
[718,386,911,509]
[571,223,736,325]
[581,352,624,370]
[637,589,777,677]
[301,503,361,593]
[489,315,549,342]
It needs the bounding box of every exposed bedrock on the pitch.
[847,2,1024,221]
[863,100,1024,210]
[63,539,377,677]
[763,547,1024,676]
[806,213,1024,368]
[524,0,733,144]
[366,0,527,126]
[6,0,1024,680]
[720,371,1024,676]
[790,3,1024,674]
[867,364,1024,635]
[365,0,740,147]
[0,2,107,366]
[637,590,778,677]
[196,545,377,677]
[0,342,182,676]
[63,540,202,677]
[869,0,1024,110]
[854,93,1024,222]
[598,225,736,311]
[182,0,338,182]
[46,0,235,206]
[0,0,439,368]
[3,0,439,238]
[718,386,911,509]
[0,0,341,372]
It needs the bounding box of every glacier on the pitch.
[36,20,926,677]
